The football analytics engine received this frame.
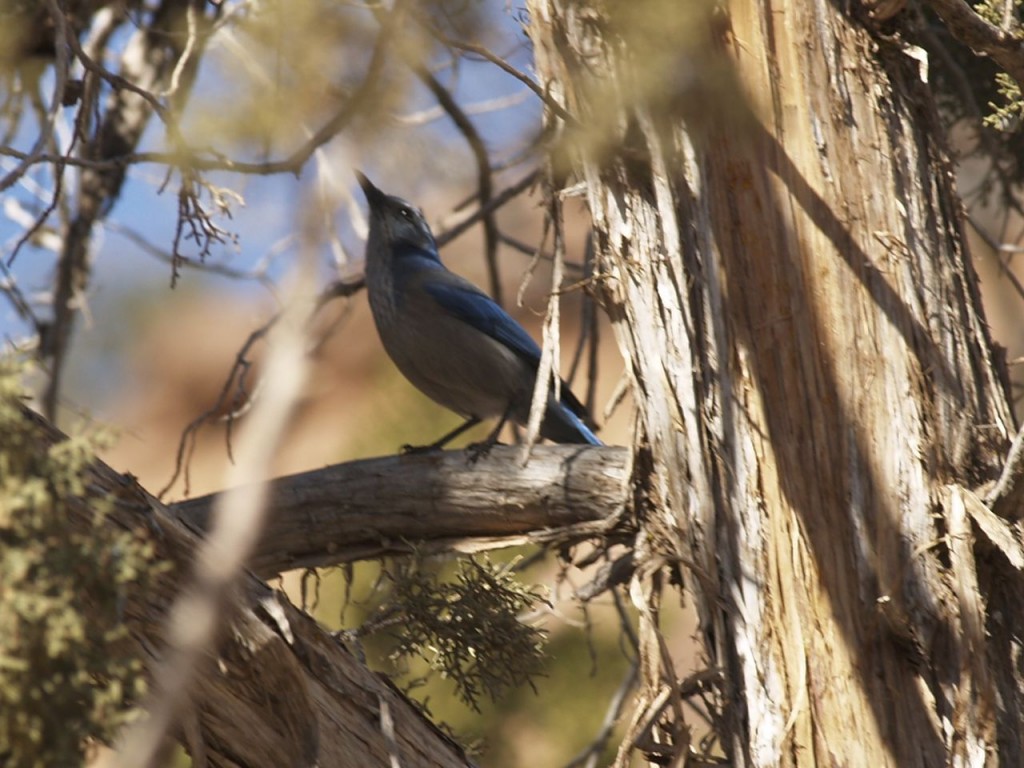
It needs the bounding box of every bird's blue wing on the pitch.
[422,279,543,365]
[423,273,602,444]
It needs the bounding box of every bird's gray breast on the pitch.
[369,280,534,420]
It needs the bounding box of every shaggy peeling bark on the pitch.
[529,0,1024,765]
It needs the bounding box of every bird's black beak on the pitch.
[355,170,387,208]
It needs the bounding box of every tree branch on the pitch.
[414,67,503,303]
[171,445,631,578]
[922,0,1024,93]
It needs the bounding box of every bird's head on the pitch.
[357,172,438,258]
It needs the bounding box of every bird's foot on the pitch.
[465,439,504,464]
[400,442,442,455]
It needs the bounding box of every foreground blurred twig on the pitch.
[115,265,314,767]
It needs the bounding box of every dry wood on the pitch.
[528,0,1024,765]
[172,445,630,578]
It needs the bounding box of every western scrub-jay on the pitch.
[357,172,602,450]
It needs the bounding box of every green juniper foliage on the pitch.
[389,556,548,712]
[973,0,1024,131]
[0,363,159,767]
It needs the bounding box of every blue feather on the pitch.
[422,279,543,365]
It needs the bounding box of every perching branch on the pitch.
[172,445,631,578]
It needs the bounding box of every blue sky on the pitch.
[1,2,546,409]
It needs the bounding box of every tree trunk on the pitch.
[528,0,1024,765]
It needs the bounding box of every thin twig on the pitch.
[158,314,277,500]
[417,14,578,126]
[414,67,503,303]
[162,3,200,99]
[968,214,1024,303]
[0,1,402,184]
[562,661,639,768]
[160,275,364,499]
[107,220,275,288]
[522,186,565,459]
[0,258,38,327]
[0,0,70,194]
[435,169,538,247]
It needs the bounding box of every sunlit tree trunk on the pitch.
[529,0,1024,764]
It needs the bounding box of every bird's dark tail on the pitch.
[541,399,603,445]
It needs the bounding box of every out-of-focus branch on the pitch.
[36,0,404,420]
[107,220,277,286]
[115,263,314,767]
[0,0,69,195]
[368,3,502,300]
[19,404,476,768]
[417,16,578,126]
[172,444,630,578]
[41,0,209,421]
[270,0,406,173]
[415,67,503,302]
[436,169,539,247]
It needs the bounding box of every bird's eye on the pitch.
[399,207,412,219]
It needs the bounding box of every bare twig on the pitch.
[158,314,277,500]
[420,19,578,127]
[107,220,275,287]
[162,3,200,99]
[278,0,407,173]
[0,0,70,195]
[42,0,209,420]
[435,169,538,247]
[0,0,402,210]
[397,88,533,124]
[522,187,565,458]
[414,67,503,303]
[63,13,170,123]
[968,214,1024,303]
[562,661,639,768]
[566,232,599,409]
[315,276,367,311]
[160,275,365,500]
[0,258,38,328]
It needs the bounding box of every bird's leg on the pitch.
[401,416,481,454]
[466,404,514,463]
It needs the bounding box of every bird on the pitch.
[356,171,602,452]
